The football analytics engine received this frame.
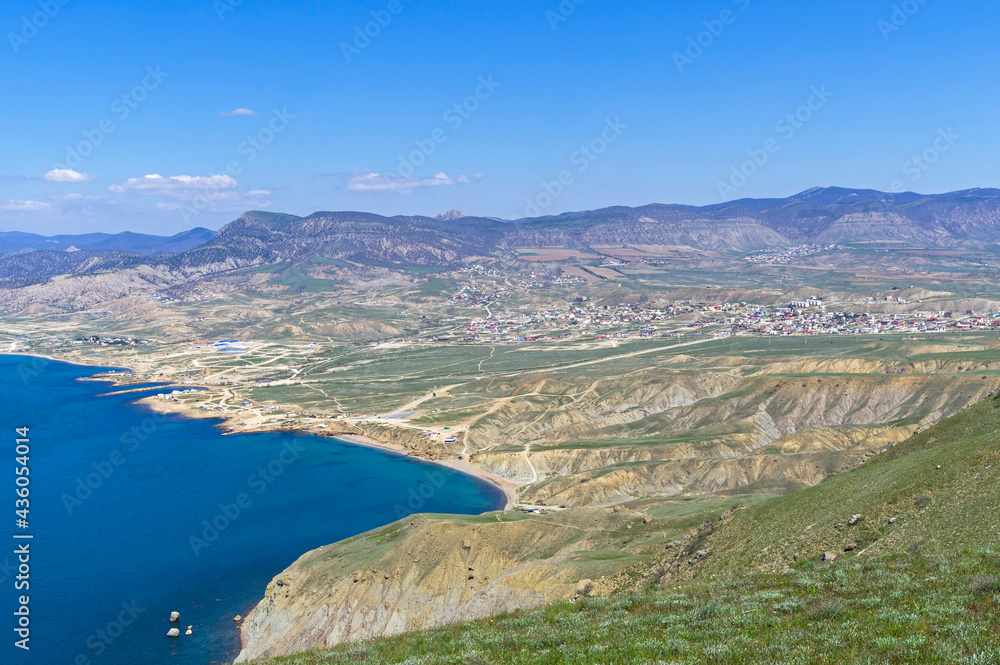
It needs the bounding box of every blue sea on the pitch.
[0,355,504,665]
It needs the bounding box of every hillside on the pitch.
[244,395,1000,664]
[679,391,1000,577]
[2,188,1000,292]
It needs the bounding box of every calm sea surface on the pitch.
[0,355,504,665]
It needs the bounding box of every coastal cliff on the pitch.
[234,508,656,662]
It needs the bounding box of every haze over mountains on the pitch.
[2,187,999,288]
[0,227,216,255]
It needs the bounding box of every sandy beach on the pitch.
[335,433,520,510]
[4,350,522,510]
[138,392,521,510]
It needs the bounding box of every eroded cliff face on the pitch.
[235,508,652,662]
[234,354,1000,662]
[466,362,1000,505]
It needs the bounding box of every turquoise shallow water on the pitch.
[0,355,504,665]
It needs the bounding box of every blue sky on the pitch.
[1,0,997,234]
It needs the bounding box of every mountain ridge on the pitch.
[2,187,999,288]
[0,227,216,255]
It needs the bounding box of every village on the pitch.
[447,297,1000,344]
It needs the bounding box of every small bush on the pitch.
[686,600,721,622]
[775,599,802,614]
[805,598,847,620]
[971,576,1000,595]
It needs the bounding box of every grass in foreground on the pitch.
[253,550,999,665]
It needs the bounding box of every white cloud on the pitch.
[43,168,96,182]
[346,171,479,193]
[154,189,271,213]
[0,200,53,212]
[107,174,273,213]
[220,108,259,117]
[108,174,238,198]
[47,192,104,202]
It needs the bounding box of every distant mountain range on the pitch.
[0,227,216,255]
[2,187,999,288]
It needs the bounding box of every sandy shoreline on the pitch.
[138,390,521,511]
[334,433,520,510]
[3,349,522,509]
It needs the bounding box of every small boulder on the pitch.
[233,615,242,623]
[185,626,193,636]
[575,579,594,597]
[462,540,472,550]
[889,517,897,524]
[823,552,837,562]
[167,628,180,638]
[169,611,180,623]
[643,516,653,524]
[844,542,857,552]
[848,514,861,526]
[694,550,709,562]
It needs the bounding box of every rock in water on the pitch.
[185,626,193,636]
[167,628,180,638]
[234,615,242,622]
[169,611,180,623]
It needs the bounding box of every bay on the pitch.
[0,355,504,665]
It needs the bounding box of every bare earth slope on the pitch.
[234,508,657,662]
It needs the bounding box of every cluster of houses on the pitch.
[447,298,1000,344]
[73,335,148,346]
[745,244,849,264]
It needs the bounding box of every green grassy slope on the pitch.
[248,395,1000,665]
[693,394,1000,575]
